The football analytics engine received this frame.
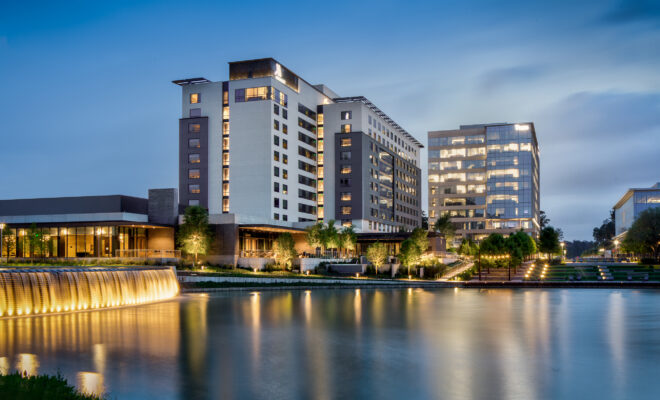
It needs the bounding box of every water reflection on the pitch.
[0,289,658,399]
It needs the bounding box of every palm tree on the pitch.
[433,213,456,249]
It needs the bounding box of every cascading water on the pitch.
[0,266,179,317]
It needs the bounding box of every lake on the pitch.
[1,288,659,399]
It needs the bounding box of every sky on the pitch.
[1,0,659,241]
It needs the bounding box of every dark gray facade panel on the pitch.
[334,132,363,221]
[0,195,147,216]
[179,117,209,209]
[148,188,179,225]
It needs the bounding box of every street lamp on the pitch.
[560,242,565,260]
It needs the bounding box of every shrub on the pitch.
[0,372,102,400]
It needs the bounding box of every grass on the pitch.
[0,372,102,400]
[524,263,660,281]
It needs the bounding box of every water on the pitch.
[1,288,659,399]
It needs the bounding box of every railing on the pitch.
[114,249,181,259]
[240,250,274,258]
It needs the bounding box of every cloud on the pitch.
[534,90,660,239]
[477,65,548,95]
[600,0,660,25]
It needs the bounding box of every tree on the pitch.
[538,226,561,260]
[340,225,357,257]
[421,211,429,231]
[27,223,48,258]
[177,206,213,265]
[433,213,456,248]
[2,229,16,258]
[273,232,297,269]
[322,220,339,254]
[410,227,429,254]
[399,238,422,275]
[305,223,323,255]
[458,238,477,256]
[593,211,615,248]
[539,210,550,229]
[622,208,660,259]
[366,242,388,275]
[479,233,507,254]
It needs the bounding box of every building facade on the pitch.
[174,58,423,232]
[613,182,660,237]
[428,123,540,241]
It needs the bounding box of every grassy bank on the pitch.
[0,372,102,400]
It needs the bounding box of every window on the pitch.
[298,118,316,134]
[283,169,288,179]
[282,109,288,119]
[274,136,280,146]
[189,108,201,118]
[283,155,288,164]
[274,213,279,220]
[341,206,352,215]
[299,204,316,215]
[340,151,351,160]
[274,182,280,192]
[223,183,229,196]
[341,111,352,120]
[274,198,280,208]
[223,198,229,212]
[282,124,288,134]
[223,90,228,105]
[317,113,324,124]
[274,120,280,130]
[190,93,200,104]
[189,169,200,179]
[222,106,229,120]
[188,123,201,133]
[283,215,288,221]
[274,151,280,162]
[340,178,351,187]
[341,138,352,147]
[274,104,280,115]
[298,175,316,188]
[298,146,315,161]
[188,199,199,206]
[188,138,200,148]
[298,188,316,200]
[298,160,316,174]
[283,200,288,210]
[223,122,230,135]
[298,132,316,147]
[222,153,229,166]
[222,168,229,181]
[283,184,288,194]
[274,166,280,177]
[341,165,352,174]
[341,192,352,201]
[222,137,229,150]
[298,103,317,120]
[283,139,288,149]
[341,124,352,133]
[189,184,200,194]
[189,154,200,164]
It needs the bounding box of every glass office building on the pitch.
[428,123,540,242]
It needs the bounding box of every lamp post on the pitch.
[613,239,619,260]
[477,244,482,281]
[507,254,512,281]
[560,242,565,261]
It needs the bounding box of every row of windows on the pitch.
[298,103,317,120]
[429,160,486,171]
[298,118,316,134]
[273,198,289,209]
[273,167,288,179]
[273,135,288,148]
[273,119,288,133]
[273,104,288,119]
[428,135,485,147]
[273,182,289,194]
[429,147,486,159]
[234,86,288,106]
[273,151,288,164]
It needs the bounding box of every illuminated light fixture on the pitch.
[514,124,530,131]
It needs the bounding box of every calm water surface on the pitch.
[1,288,659,399]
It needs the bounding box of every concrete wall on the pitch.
[147,228,175,250]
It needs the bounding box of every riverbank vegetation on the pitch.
[0,372,102,400]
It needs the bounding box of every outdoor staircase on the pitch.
[597,265,613,280]
[470,263,528,282]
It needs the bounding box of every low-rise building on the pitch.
[613,182,660,238]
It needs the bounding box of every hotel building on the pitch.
[174,58,423,233]
[428,123,540,242]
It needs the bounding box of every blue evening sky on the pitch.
[1,0,659,240]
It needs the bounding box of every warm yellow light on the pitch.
[514,124,530,131]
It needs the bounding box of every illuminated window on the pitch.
[283,169,288,179]
[340,165,351,174]
[341,124,352,133]
[189,169,200,179]
[222,168,229,181]
[282,184,288,194]
[188,123,201,133]
[222,90,228,105]
[188,138,200,148]
[318,153,324,164]
[318,206,324,219]
[223,122,230,135]
[188,184,200,194]
[318,166,324,178]
[317,114,324,125]
[222,107,230,120]
[283,155,288,164]
[223,153,230,166]
[341,192,352,201]
[283,139,288,149]
[274,120,279,130]
[190,93,200,104]
[274,151,280,162]
[223,198,229,212]
[341,206,352,215]
[341,138,352,147]
[189,154,200,164]
[341,111,352,120]
[282,124,288,134]
[223,138,229,150]
[223,183,229,196]
[317,126,324,139]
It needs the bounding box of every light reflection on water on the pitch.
[0,289,658,399]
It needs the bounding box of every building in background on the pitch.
[174,58,423,233]
[613,182,660,239]
[428,123,540,242]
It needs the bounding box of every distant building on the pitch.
[613,182,660,238]
[427,123,540,242]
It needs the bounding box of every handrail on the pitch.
[114,249,181,258]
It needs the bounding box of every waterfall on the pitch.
[0,267,179,317]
